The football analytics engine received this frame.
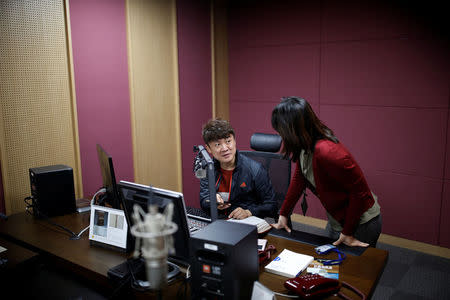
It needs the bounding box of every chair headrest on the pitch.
[250,133,282,153]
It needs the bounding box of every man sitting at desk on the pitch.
[199,118,277,220]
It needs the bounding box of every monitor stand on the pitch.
[107,257,181,290]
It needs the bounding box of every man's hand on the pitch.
[270,215,291,233]
[216,194,231,210]
[333,233,369,247]
[228,207,251,219]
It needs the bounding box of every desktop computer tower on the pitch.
[190,220,259,300]
[29,165,76,218]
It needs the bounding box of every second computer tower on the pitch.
[190,220,259,300]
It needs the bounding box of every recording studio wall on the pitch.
[0,0,82,214]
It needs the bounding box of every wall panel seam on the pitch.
[63,0,83,198]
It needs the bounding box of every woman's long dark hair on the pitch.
[271,97,338,162]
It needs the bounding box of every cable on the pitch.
[176,266,190,300]
[316,248,346,266]
[70,188,107,240]
[23,187,107,240]
[25,196,78,237]
[71,225,90,240]
[93,189,108,206]
[315,244,347,265]
[128,259,149,292]
[91,187,107,205]
[273,291,299,298]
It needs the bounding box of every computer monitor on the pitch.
[118,180,191,263]
[96,144,121,209]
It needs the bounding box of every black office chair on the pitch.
[240,133,292,227]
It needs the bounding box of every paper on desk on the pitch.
[227,216,262,225]
[251,281,275,300]
[227,216,271,234]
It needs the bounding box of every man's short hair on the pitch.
[202,118,235,145]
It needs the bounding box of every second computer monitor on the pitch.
[118,180,191,263]
[96,144,121,209]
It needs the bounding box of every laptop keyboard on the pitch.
[186,206,211,234]
[186,206,211,221]
[188,218,209,233]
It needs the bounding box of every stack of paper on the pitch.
[264,249,314,278]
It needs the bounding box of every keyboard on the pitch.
[186,206,211,234]
[186,206,211,221]
[188,218,209,233]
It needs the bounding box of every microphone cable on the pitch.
[24,187,106,240]
[74,187,106,240]
[24,195,78,238]
[176,264,191,299]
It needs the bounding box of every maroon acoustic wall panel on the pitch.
[69,0,134,198]
[441,113,450,248]
[177,0,212,208]
[228,0,449,245]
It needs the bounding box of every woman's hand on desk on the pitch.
[271,215,291,233]
[332,233,369,247]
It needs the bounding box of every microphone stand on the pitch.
[194,145,218,222]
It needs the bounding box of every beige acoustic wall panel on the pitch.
[126,0,182,192]
[0,0,82,214]
[211,0,229,120]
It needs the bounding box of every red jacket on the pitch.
[280,139,375,236]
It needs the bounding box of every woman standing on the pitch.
[271,97,381,247]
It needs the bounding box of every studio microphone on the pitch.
[130,203,177,291]
[193,146,207,179]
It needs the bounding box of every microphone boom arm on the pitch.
[194,145,218,222]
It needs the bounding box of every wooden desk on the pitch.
[0,212,130,292]
[0,236,38,271]
[259,234,388,299]
[0,212,388,299]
